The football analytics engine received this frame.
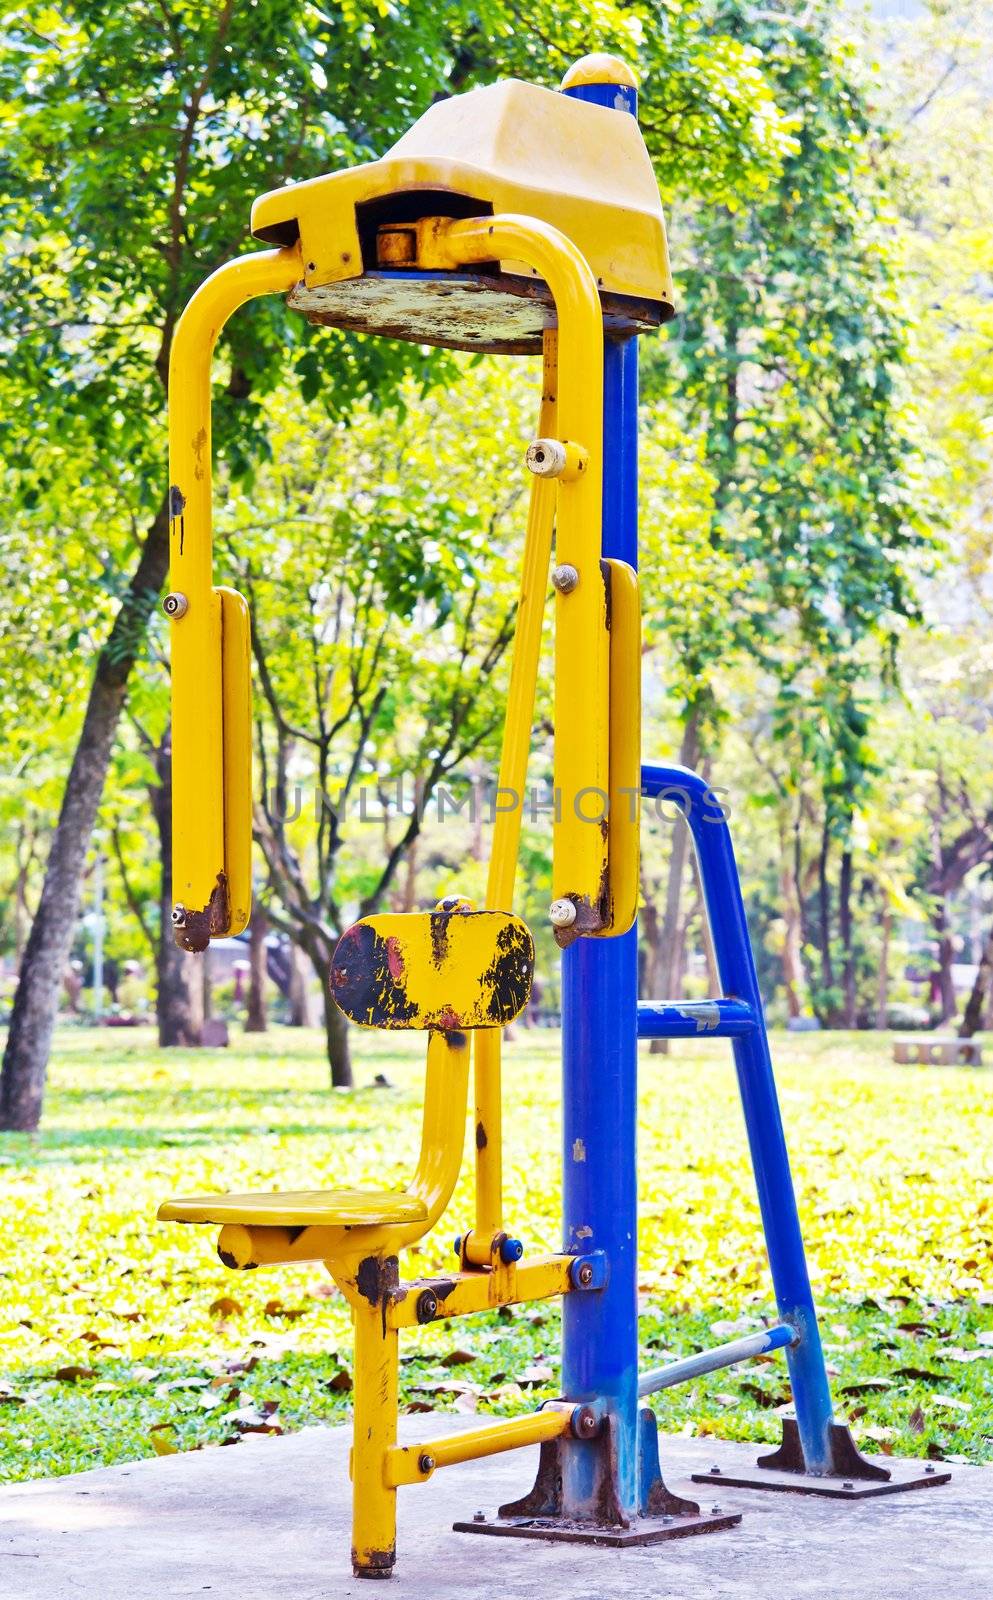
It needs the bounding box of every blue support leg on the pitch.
[640,764,946,1494]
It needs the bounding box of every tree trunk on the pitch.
[300,933,353,1088]
[779,843,806,1020]
[286,940,313,1027]
[959,919,993,1038]
[839,843,857,1028]
[876,902,892,1031]
[0,500,169,1130]
[322,965,353,1088]
[932,900,957,1024]
[151,725,201,1048]
[816,821,835,1012]
[651,711,700,1054]
[245,905,268,1032]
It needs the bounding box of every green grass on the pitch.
[0,1025,991,1481]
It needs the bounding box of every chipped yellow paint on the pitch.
[330,909,534,1033]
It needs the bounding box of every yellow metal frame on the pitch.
[167,246,301,948]
[162,104,649,1574]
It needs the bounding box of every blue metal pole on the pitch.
[641,764,837,1472]
[560,75,641,1521]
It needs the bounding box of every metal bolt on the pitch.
[415,1289,438,1324]
[552,563,580,595]
[842,1481,854,1491]
[711,1505,722,1515]
[549,898,577,929]
[473,1509,486,1523]
[577,1262,595,1288]
[525,437,567,478]
[924,1464,936,1474]
[572,1405,599,1439]
[710,1465,721,1475]
[453,1235,462,1257]
[499,1237,524,1264]
[418,1453,435,1474]
[162,591,188,619]
[171,904,187,927]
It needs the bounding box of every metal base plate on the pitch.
[692,1461,951,1499]
[454,1508,742,1546]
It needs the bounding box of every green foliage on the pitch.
[0,1025,990,1481]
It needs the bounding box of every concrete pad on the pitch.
[0,1419,987,1600]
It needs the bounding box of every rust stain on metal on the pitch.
[355,1254,401,1338]
[287,272,664,357]
[329,923,418,1028]
[475,1120,488,1151]
[479,919,534,1016]
[175,873,229,953]
[429,911,450,968]
[600,558,612,632]
[384,935,404,981]
[169,483,186,555]
[192,425,208,481]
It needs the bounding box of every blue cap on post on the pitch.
[561,52,638,116]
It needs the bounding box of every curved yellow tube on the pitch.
[435,216,609,931]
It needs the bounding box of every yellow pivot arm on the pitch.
[425,215,609,938]
[167,246,301,950]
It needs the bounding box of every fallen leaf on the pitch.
[326,1370,353,1393]
[53,1366,94,1383]
[209,1297,244,1319]
[894,1367,947,1384]
[519,1364,554,1386]
[908,1405,926,1435]
[440,1350,477,1368]
[841,1378,892,1395]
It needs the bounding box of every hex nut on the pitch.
[415,1289,438,1324]
[577,1261,595,1288]
[418,1453,435,1474]
[162,591,189,619]
[170,904,187,927]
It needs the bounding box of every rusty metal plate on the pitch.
[287,270,668,354]
[691,1460,951,1499]
[453,1508,742,1545]
[330,909,533,1031]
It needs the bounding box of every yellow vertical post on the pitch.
[350,1268,400,1577]
[167,247,300,947]
[471,334,558,1259]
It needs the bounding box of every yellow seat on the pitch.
[157,908,534,1266]
[158,1188,427,1229]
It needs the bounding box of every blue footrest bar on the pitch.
[638,1323,797,1398]
[636,998,757,1040]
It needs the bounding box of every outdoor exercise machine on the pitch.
[156,52,948,1581]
